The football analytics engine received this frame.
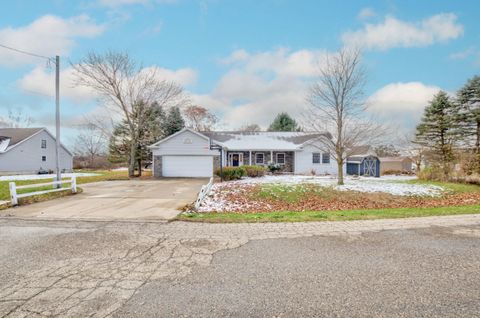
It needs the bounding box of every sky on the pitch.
[0,0,479,147]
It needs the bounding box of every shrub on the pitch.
[243,165,267,177]
[214,166,246,181]
[267,162,282,173]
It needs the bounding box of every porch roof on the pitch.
[200,131,329,151]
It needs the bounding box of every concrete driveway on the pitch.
[1,178,207,220]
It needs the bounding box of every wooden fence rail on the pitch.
[194,177,214,210]
[9,176,77,206]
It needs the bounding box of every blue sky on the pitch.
[0,0,479,146]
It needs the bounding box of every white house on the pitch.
[0,128,73,175]
[149,128,346,178]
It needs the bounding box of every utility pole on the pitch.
[55,55,61,187]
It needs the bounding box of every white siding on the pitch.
[0,130,73,174]
[152,130,217,156]
[294,143,345,175]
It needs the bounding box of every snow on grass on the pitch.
[197,175,444,212]
[0,173,100,181]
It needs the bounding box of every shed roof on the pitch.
[200,131,330,150]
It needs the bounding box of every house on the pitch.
[379,156,413,174]
[346,146,381,177]
[0,128,73,175]
[149,128,345,177]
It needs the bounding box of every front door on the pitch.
[229,153,243,167]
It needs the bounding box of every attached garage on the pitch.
[162,155,213,177]
[149,129,218,178]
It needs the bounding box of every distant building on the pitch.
[346,145,381,177]
[0,128,73,175]
[379,157,413,174]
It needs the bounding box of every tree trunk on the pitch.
[128,140,136,178]
[337,158,344,185]
[476,121,480,154]
[137,158,142,177]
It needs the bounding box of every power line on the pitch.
[0,43,54,62]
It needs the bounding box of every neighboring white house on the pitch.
[0,128,73,175]
[149,128,346,178]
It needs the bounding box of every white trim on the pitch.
[276,152,286,165]
[149,128,209,148]
[228,152,244,166]
[255,153,265,165]
[2,128,73,156]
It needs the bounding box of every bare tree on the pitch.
[238,123,262,132]
[183,105,218,131]
[0,108,33,128]
[306,48,386,185]
[72,51,189,177]
[74,124,108,168]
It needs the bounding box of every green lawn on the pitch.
[177,204,480,223]
[405,179,480,193]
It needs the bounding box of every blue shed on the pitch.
[346,155,381,177]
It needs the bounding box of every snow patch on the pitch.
[197,175,444,212]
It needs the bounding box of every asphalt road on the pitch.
[117,226,480,317]
[0,217,479,317]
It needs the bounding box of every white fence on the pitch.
[9,176,77,206]
[194,177,214,210]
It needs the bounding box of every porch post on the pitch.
[249,151,252,165]
[270,150,273,163]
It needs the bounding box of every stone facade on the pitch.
[153,155,162,177]
[225,150,295,173]
[213,155,221,171]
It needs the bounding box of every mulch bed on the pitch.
[215,184,480,213]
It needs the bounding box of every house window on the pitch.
[276,153,285,165]
[41,156,46,162]
[322,152,330,164]
[41,140,47,148]
[255,153,264,164]
[312,153,321,164]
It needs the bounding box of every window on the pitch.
[276,153,285,165]
[255,153,264,164]
[312,153,320,164]
[322,152,330,164]
[41,139,47,149]
[41,156,46,162]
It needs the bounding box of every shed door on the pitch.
[363,157,377,177]
[162,155,213,177]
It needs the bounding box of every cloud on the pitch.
[449,47,475,60]
[358,8,376,20]
[195,48,331,129]
[0,15,104,67]
[18,65,198,103]
[366,82,442,127]
[342,13,463,50]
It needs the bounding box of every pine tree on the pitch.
[164,106,185,136]
[415,91,459,177]
[457,75,480,154]
[267,112,300,131]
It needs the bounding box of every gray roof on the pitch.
[200,131,330,150]
[0,128,43,146]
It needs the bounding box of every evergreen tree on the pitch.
[108,101,167,175]
[164,106,185,136]
[457,75,480,153]
[267,112,300,131]
[415,91,459,177]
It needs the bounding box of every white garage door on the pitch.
[162,155,213,177]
